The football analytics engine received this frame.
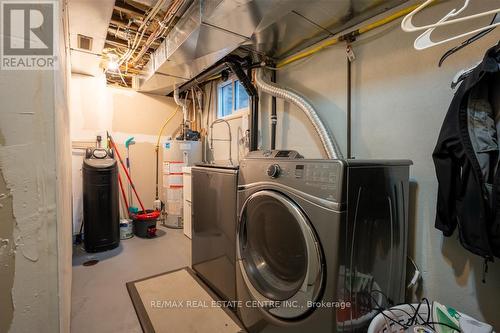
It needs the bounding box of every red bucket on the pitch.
[131,210,160,238]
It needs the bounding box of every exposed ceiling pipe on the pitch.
[176,61,229,94]
[109,18,141,31]
[114,2,147,18]
[131,0,184,64]
[138,0,166,32]
[254,68,343,159]
[173,86,188,139]
[105,35,156,54]
[112,0,167,69]
[107,26,160,48]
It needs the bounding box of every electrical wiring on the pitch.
[138,0,166,32]
[369,291,409,331]
[368,290,462,332]
[116,66,127,85]
[131,0,184,64]
[407,299,435,331]
[113,0,169,70]
[407,299,434,330]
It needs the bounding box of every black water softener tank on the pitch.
[82,147,120,252]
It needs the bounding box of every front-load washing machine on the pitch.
[236,150,411,332]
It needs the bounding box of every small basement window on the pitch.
[217,78,249,118]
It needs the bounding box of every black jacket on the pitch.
[433,42,500,260]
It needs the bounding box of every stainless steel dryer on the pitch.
[236,150,411,332]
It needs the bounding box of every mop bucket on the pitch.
[108,132,160,239]
[131,210,160,238]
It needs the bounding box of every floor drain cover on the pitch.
[83,259,99,266]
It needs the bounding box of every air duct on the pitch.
[254,68,343,160]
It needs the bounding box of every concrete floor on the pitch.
[71,227,190,333]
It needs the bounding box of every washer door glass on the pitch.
[239,190,323,318]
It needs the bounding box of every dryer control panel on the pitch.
[239,157,345,204]
[267,162,341,191]
[246,150,303,159]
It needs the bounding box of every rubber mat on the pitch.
[126,267,245,333]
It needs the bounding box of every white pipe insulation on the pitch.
[173,86,188,129]
[254,69,343,159]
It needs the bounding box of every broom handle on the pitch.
[118,172,129,214]
[108,133,146,212]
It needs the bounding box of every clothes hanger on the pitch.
[401,0,500,50]
[414,16,500,50]
[450,61,480,89]
[401,0,500,32]
[439,13,499,66]
[449,40,500,89]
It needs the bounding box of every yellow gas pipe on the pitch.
[276,4,421,68]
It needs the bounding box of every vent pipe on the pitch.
[173,86,188,139]
[254,68,343,159]
[224,57,259,151]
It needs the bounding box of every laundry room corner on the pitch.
[69,73,181,235]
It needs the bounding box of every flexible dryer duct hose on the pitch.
[254,69,343,159]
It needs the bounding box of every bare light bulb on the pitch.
[107,60,119,72]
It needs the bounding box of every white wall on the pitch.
[70,74,181,233]
[256,0,500,328]
[56,3,74,332]
[0,1,72,332]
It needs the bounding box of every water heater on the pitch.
[162,140,202,228]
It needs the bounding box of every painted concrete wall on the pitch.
[70,74,181,232]
[254,0,500,328]
[0,1,72,331]
[56,3,74,331]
